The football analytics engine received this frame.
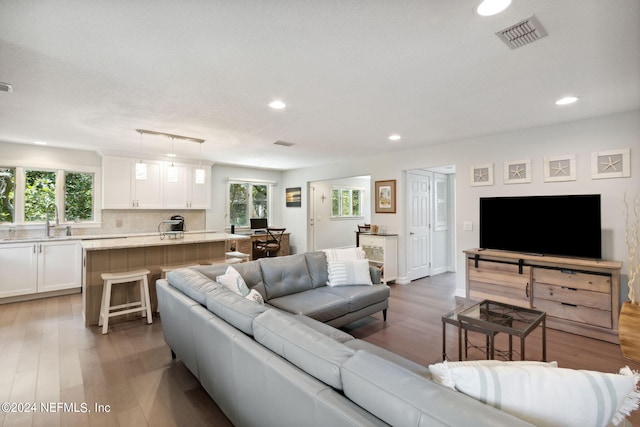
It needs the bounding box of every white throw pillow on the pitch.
[216,266,250,297]
[448,364,639,427]
[323,247,366,262]
[244,289,264,305]
[428,360,558,389]
[327,259,372,287]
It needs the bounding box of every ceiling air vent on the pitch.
[0,82,13,92]
[273,140,295,147]
[496,15,548,49]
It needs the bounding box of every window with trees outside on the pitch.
[332,187,363,217]
[0,166,95,224]
[228,181,272,227]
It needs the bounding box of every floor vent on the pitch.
[273,140,295,147]
[496,15,548,49]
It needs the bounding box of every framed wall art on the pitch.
[470,163,494,186]
[591,148,630,179]
[544,155,576,182]
[504,159,532,184]
[286,187,301,207]
[375,180,396,213]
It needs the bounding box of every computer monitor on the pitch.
[250,218,268,231]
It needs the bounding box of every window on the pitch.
[24,169,57,222]
[332,187,363,217]
[0,167,15,223]
[65,172,94,222]
[0,167,97,225]
[228,181,272,227]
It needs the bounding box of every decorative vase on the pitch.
[619,301,640,362]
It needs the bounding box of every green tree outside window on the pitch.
[0,167,15,223]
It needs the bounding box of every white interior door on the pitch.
[406,170,431,281]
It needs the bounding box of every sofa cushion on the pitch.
[166,268,221,305]
[205,286,268,336]
[253,310,356,390]
[327,259,373,287]
[323,247,366,262]
[268,290,349,322]
[304,251,329,288]
[194,261,267,299]
[341,350,533,427]
[319,284,390,312]
[259,254,313,300]
[345,339,430,378]
[292,314,354,343]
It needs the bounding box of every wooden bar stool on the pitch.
[99,268,152,334]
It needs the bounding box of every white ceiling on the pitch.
[1,1,639,170]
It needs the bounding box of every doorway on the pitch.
[405,166,455,281]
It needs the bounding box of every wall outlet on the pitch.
[463,221,473,231]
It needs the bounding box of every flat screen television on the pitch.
[479,194,601,259]
[250,218,268,230]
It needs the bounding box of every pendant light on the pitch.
[167,137,178,182]
[195,141,205,184]
[135,130,147,180]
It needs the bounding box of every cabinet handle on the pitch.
[525,283,529,298]
[33,244,36,254]
[561,286,578,291]
[561,302,578,308]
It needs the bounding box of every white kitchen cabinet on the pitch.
[102,156,163,209]
[163,163,211,209]
[0,240,81,299]
[359,234,398,285]
[0,242,38,298]
[38,240,82,292]
[103,156,210,209]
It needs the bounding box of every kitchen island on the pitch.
[82,232,247,326]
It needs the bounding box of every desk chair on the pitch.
[254,227,286,258]
[356,223,371,246]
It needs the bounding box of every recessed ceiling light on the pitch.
[268,100,286,110]
[34,141,48,145]
[555,96,579,105]
[475,0,512,16]
[388,134,402,141]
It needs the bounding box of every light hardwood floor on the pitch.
[1,273,639,426]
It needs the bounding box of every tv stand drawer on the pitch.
[533,268,611,293]
[534,283,611,311]
[533,298,612,329]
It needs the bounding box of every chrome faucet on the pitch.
[45,203,59,237]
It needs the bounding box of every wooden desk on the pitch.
[227,232,290,260]
[82,233,246,326]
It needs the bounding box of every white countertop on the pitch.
[81,232,248,251]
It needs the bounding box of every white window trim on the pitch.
[330,186,365,219]
[225,178,275,229]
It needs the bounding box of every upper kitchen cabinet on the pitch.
[102,156,211,209]
[103,156,163,209]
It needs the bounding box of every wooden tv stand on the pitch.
[464,249,623,344]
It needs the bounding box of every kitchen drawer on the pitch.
[534,298,612,328]
[534,283,611,311]
[532,268,611,293]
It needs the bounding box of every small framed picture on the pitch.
[544,155,576,182]
[286,187,301,207]
[470,163,494,186]
[504,159,532,184]
[375,180,396,213]
[591,148,630,179]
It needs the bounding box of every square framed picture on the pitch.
[591,148,630,179]
[470,163,494,186]
[504,159,532,184]
[544,155,576,182]
[286,187,301,207]
[375,180,396,213]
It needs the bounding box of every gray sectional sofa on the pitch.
[156,251,533,427]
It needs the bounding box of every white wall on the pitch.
[207,164,284,232]
[310,176,371,250]
[282,110,640,296]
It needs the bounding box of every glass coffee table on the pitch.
[442,300,546,362]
